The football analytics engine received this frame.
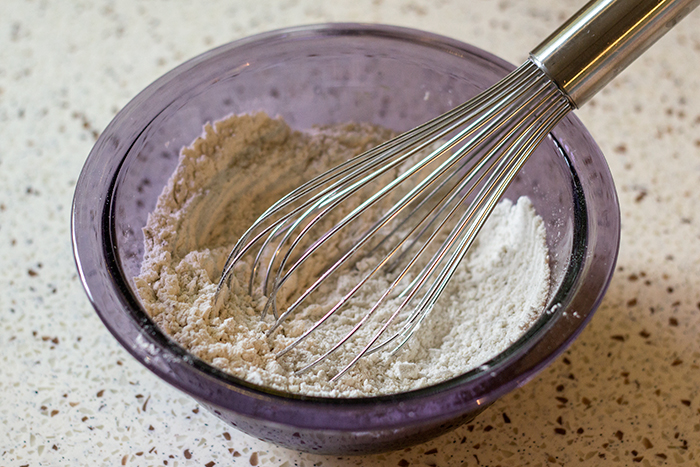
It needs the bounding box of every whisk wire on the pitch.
[219,60,575,379]
[263,64,551,318]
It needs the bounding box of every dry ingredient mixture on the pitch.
[134,113,551,398]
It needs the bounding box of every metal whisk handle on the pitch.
[531,0,700,107]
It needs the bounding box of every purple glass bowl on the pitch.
[71,24,619,455]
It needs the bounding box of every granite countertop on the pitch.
[2,0,699,465]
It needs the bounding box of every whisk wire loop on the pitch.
[218,59,574,379]
[279,70,563,367]
[262,64,553,321]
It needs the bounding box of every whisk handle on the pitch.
[530,0,700,107]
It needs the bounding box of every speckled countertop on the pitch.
[1,0,699,466]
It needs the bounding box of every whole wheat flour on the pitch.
[134,113,550,398]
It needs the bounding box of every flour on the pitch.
[134,113,550,398]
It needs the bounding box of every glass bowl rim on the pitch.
[71,22,620,430]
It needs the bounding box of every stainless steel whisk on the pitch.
[217,0,699,380]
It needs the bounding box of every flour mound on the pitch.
[135,113,550,397]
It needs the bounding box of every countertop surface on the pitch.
[2,0,699,466]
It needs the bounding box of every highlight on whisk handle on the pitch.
[530,0,700,107]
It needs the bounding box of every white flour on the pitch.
[134,113,550,398]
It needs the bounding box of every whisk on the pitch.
[217,0,699,380]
